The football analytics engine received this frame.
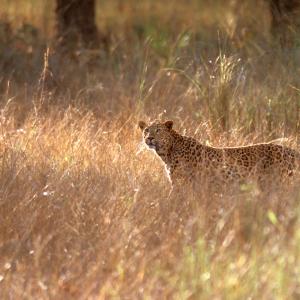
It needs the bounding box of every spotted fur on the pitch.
[138,120,300,189]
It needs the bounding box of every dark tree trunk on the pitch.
[269,0,300,43]
[56,0,99,49]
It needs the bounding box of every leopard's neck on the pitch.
[157,132,207,166]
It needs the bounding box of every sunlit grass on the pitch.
[0,102,299,298]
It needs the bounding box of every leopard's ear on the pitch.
[138,120,147,131]
[164,120,173,130]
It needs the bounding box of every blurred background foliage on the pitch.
[0,0,299,130]
[0,0,297,87]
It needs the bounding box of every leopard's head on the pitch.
[138,120,174,156]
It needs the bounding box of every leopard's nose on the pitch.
[146,137,154,144]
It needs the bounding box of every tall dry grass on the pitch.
[0,0,300,299]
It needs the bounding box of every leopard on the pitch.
[138,120,300,192]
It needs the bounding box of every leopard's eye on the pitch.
[144,128,149,133]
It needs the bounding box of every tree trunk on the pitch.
[56,0,99,50]
[269,0,300,44]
